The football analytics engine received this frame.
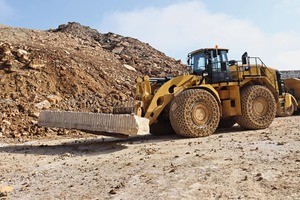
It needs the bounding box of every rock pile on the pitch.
[0,23,189,140]
[53,22,189,77]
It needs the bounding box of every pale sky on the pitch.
[1,0,300,70]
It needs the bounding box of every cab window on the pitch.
[191,52,206,74]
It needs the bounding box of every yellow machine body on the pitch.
[135,60,288,126]
[38,47,296,138]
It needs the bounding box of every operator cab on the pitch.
[187,48,232,83]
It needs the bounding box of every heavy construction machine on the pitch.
[39,47,295,138]
[280,78,300,116]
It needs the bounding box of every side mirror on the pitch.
[202,71,209,77]
[229,60,236,65]
[242,52,248,65]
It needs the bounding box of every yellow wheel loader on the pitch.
[277,77,300,116]
[39,47,295,138]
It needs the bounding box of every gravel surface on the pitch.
[1,116,299,199]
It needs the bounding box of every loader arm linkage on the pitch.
[135,75,201,124]
[38,75,201,137]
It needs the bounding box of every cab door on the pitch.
[209,50,232,83]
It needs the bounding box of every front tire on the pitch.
[235,85,276,129]
[169,89,220,137]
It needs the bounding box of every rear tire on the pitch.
[235,85,276,129]
[169,89,220,137]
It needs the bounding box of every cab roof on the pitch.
[189,48,229,55]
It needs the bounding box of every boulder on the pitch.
[0,185,14,197]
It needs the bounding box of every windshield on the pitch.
[211,50,228,72]
[190,52,206,74]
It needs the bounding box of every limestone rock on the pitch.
[28,58,45,69]
[38,111,150,136]
[0,22,188,139]
[35,100,51,109]
[46,94,62,104]
[123,64,136,72]
[112,46,124,54]
[0,185,14,197]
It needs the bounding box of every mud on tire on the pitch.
[235,85,276,129]
[169,89,220,137]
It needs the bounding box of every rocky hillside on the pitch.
[0,22,189,140]
[52,22,187,77]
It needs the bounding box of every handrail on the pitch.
[249,56,278,93]
[233,57,278,93]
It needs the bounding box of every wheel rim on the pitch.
[253,96,268,116]
[191,103,210,126]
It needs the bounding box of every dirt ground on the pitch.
[0,116,299,200]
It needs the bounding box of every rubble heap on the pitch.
[52,22,189,77]
[0,23,188,140]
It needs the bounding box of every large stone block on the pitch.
[38,111,149,136]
